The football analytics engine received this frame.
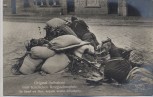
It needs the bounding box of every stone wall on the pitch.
[3,0,127,16]
[75,0,108,15]
[3,0,26,14]
[60,0,67,14]
[3,0,11,15]
[16,0,24,13]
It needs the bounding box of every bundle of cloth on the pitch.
[125,67,153,95]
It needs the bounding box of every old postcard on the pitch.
[2,0,153,96]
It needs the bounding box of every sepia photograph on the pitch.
[3,0,153,96]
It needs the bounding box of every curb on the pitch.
[3,16,153,27]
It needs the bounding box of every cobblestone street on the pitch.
[3,20,153,96]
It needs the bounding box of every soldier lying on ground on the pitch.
[69,16,99,50]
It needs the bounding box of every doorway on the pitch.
[67,0,75,14]
[108,0,118,14]
[23,0,30,8]
[11,0,16,14]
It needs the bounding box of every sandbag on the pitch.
[50,35,82,49]
[30,46,55,59]
[46,18,66,28]
[74,45,94,58]
[41,53,70,74]
[19,54,43,75]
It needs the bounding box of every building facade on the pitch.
[3,0,127,16]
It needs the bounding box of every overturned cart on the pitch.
[11,18,145,84]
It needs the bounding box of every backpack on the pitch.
[25,38,49,51]
[104,58,132,83]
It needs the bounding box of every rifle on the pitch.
[68,54,103,76]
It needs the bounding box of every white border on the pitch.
[0,0,3,97]
[1,0,153,97]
